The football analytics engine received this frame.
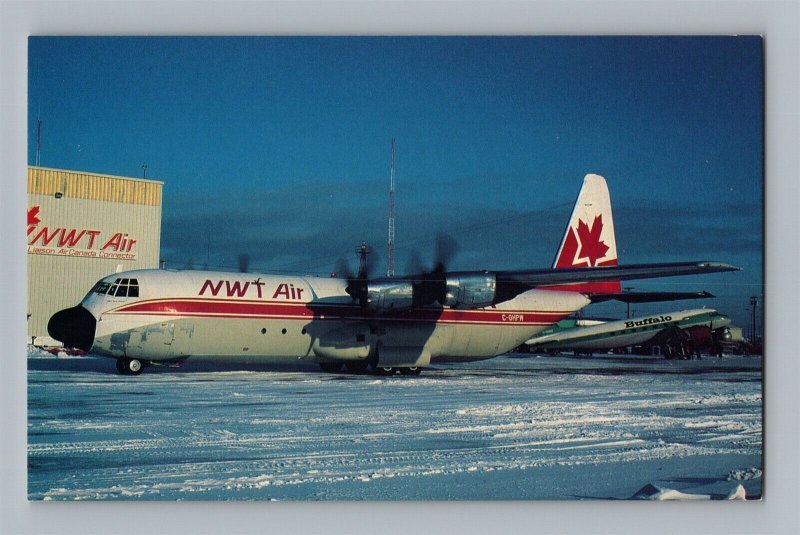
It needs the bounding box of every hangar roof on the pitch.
[28,166,163,206]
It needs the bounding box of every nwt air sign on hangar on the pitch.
[27,166,162,343]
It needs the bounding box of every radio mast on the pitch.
[387,139,396,277]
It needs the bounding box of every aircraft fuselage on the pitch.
[70,269,589,368]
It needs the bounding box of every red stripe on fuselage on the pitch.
[106,298,571,326]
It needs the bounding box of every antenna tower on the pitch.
[387,138,396,277]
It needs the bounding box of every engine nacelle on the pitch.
[366,280,415,311]
[360,273,498,311]
[444,272,497,309]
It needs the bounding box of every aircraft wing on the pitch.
[498,261,738,285]
[353,262,738,312]
[587,290,715,304]
[491,262,739,303]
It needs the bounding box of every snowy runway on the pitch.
[27,351,762,500]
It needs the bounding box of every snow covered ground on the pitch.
[27,349,762,501]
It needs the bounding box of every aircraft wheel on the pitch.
[399,367,422,376]
[319,362,342,373]
[127,358,143,375]
[374,366,397,376]
[345,361,369,373]
[116,357,143,375]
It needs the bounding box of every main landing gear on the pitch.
[318,362,424,376]
[116,357,144,375]
[374,365,422,376]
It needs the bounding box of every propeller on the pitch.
[238,254,250,273]
[434,232,458,269]
[408,233,459,307]
[339,242,378,307]
[337,235,457,309]
[405,250,425,279]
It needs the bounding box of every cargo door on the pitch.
[128,322,175,359]
[170,322,195,357]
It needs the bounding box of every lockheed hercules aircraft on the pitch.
[48,175,738,375]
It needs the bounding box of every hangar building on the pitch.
[27,166,163,343]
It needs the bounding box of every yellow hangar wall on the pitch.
[27,166,163,341]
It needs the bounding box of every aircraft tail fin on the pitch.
[549,174,621,294]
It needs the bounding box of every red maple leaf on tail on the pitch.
[576,215,609,266]
[27,206,41,227]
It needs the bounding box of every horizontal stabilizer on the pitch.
[588,290,715,304]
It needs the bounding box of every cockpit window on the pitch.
[91,278,140,298]
[93,281,111,295]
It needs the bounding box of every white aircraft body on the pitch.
[524,308,732,353]
[48,174,738,375]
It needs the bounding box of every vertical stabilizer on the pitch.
[550,174,621,294]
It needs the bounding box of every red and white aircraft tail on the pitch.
[550,174,621,294]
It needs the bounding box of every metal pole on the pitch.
[624,287,633,318]
[387,139,396,278]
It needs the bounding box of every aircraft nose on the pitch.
[47,305,96,352]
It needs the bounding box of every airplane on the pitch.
[47,174,739,376]
[523,308,732,358]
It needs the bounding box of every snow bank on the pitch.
[632,483,747,500]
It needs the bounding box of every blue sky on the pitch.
[28,36,763,327]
